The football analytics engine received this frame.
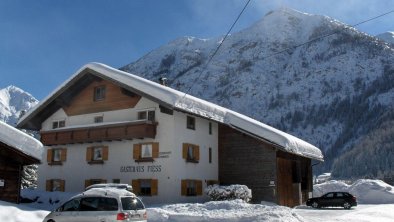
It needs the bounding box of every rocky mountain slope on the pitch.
[376,31,394,45]
[0,85,38,126]
[121,8,394,177]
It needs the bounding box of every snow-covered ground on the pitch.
[295,204,394,222]
[1,179,394,222]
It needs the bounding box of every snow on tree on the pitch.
[205,184,252,202]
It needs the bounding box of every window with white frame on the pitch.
[93,147,103,161]
[187,145,194,160]
[141,144,152,158]
[137,110,155,121]
[52,120,65,129]
[53,149,62,162]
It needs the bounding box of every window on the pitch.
[209,147,212,164]
[94,85,106,101]
[121,197,145,210]
[187,180,196,196]
[46,179,65,192]
[141,144,152,158]
[86,146,108,164]
[93,147,103,160]
[181,180,202,196]
[94,116,103,123]
[61,198,81,212]
[132,179,158,196]
[52,120,65,129]
[79,197,118,211]
[47,148,67,165]
[209,122,212,135]
[140,180,152,196]
[133,143,159,162]
[137,110,155,121]
[187,116,195,130]
[112,179,120,184]
[53,149,61,162]
[182,143,199,163]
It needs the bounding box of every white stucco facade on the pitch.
[38,97,218,204]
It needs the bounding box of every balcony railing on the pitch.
[40,121,157,146]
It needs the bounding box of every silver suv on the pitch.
[43,188,147,222]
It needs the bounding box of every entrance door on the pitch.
[277,157,294,207]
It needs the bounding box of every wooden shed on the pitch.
[0,121,42,203]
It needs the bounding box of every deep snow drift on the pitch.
[313,179,394,204]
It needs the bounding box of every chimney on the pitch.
[159,77,168,86]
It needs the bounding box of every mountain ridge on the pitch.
[121,8,394,178]
[0,85,38,126]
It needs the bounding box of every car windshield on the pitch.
[121,197,145,210]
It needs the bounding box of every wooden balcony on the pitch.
[40,121,157,146]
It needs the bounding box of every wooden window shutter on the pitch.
[102,146,109,161]
[194,145,200,161]
[60,180,65,192]
[152,143,159,158]
[86,147,93,161]
[47,149,53,163]
[60,148,67,162]
[133,144,141,159]
[132,179,140,195]
[182,143,188,159]
[151,179,158,196]
[46,180,52,191]
[196,180,203,196]
[181,180,187,196]
[85,179,92,188]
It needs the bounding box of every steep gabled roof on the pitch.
[17,63,323,161]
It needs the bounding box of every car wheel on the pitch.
[343,202,351,209]
[312,201,319,208]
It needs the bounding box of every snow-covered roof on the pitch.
[18,62,323,161]
[0,121,43,161]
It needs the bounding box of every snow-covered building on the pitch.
[17,63,323,207]
[0,121,43,203]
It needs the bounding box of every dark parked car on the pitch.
[306,192,357,209]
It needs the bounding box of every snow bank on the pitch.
[205,184,252,202]
[313,179,394,204]
[349,180,394,204]
[0,121,43,160]
[0,200,48,222]
[147,200,305,222]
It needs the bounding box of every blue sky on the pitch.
[1,0,393,100]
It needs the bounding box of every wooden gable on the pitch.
[63,78,141,116]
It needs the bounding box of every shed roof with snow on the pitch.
[0,121,43,163]
[17,63,323,161]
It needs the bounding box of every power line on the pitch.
[262,9,394,60]
[180,0,252,98]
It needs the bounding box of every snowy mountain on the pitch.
[121,8,394,177]
[0,85,38,126]
[376,31,394,45]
